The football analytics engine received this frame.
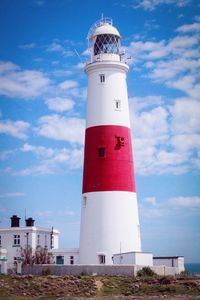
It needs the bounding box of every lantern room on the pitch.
[87,18,121,62]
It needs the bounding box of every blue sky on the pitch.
[0,0,200,263]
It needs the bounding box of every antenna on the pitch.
[74,49,83,63]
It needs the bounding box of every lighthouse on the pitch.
[79,18,141,265]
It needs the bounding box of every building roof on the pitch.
[88,18,120,40]
[153,256,184,259]
[0,227,59,233]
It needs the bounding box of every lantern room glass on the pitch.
[94,34,120,55]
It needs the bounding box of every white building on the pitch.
[0,215,59,265]
[113,252,153,266]
[153,256,185,273]
[51,248,79,265]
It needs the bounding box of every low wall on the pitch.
[23,264,179,276]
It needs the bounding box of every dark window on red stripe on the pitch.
[98,147,105,157]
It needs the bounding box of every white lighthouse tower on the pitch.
[79,18,141,265]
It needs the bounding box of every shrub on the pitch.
[19,245,53,266]
[42,267,51,275]
[137,267,156,277]
[179,270,190,278]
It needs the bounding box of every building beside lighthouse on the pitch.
[79,18,142,265]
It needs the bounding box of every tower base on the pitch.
[79,191,141,265]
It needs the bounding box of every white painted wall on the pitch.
[113,252,153,266]
[153,257,185,273]
[0,227,59,263]
[79,191,141,265]
[51,248,79,265]
[85,61,130,128]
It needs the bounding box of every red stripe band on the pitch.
[82,125,136,193]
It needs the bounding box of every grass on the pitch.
[0,273,200,299]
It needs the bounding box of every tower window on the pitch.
[70,256,74,265]
[45,235,47,248]
[99,74,105,83]
[98,147,105,157]
[83,196,87,207]
[37,234,40,245]
[115,100,121,110]
[98,255,106,264]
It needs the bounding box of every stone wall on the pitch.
[23,264,179,276]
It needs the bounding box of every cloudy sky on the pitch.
[0,0,199,263]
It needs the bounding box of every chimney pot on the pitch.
[25,217,35,227]
[10,215,20,227]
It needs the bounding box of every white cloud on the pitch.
[169,196,200,208]
[46,42,74,57]
[143,197,157,205]
[132,106,168,139]
[0,119,30,139]
[35,0,45,5]
[21,143,54,157]
[0,150,15,160]
[127,23,200,98]
[18,143,84,175]
[19,43,36,49]
[0,192,25,198]
[127,35,199,63]
[36,210,52,217]
[0,61,50,99]
[75,62,85,69]
[59,80,78,90]
[176,22,200,33]
[63,210,76,216]
[129,96,163,112]
[167,76,200,98]
[132,0,191,10]
[130,96,200,175]
[140,195,200,222]
[52,69,73,77]
[16,164,55,176]
[0,61,19,73]
[170,99,200,134]
[46,97,74,112]
[36,115,85,144]
[47,42,64,52]
[171,134,200,152]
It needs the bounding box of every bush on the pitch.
[179,270,190,278]
[42,267,51,275]
[137,267,156,277]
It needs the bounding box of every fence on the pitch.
[22,264,179,276]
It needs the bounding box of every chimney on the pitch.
[10,215,20,227]
[25,217,35,227]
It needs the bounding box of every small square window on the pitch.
[45,235,47,248]
[14,234,20,245]
[98,147,105,157]
[70,256,74,265]
[37,234,40,245]
[115,100,121,110]
[99,74,105,83]
[83,196,87,207]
